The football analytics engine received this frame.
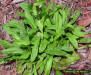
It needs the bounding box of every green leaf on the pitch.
[61,8,70,24]
[39,39,48,53]
[16,11,25,17]
[60,52,80,66]
[73,27,87,37]
[42,0,54,15]
[45,56,53,75]
[23,70,32,75]
[46,29,56,35]
[45,49,69,57]
[66,33,78,49]
[60,9,66,25]
[24,11,36,29]
[50,5,65,16]
[27,28,38,37]
[14,39,30,46]
[79,38,91,43]
[36,20,43,33]
[1,47,24,55]
[39,55,48,75]
[47,41,58,50]
[39,63,45,75]
[20,3,36,28]
[45,19,52,27]
[60,40,74,52]
[10,56,20,60]
[0,59,5,64]
[34,65,38,75]
[54,11,63,39]
[32,55,47,74]
[0,56,20,64]
[0,40,14,48]
[43,32,49,39]
[0,1,87,75]
[17,63,25,74]
[31,36,40,62]
[33,0,46,16]
[34,53,46,70]
[39,58,48,75]
[3,20,30,46]
[56,70,63,75]
[19,50,31,59]
[20,2,32,12]
[70,9,81,24]
[64,23,73,29]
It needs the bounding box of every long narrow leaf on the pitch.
[66,33,78,49]
[45,56,53,75]
[31,36,40,62]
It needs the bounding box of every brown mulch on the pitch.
[0,0,91,75]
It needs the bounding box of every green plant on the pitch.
[0,0,89,75]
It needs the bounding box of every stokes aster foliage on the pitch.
[0,0,90,75]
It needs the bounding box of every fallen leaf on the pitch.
[77,17,91,27]
[88,48,91,60]
[84,34,91,38]
[87,1,91,7]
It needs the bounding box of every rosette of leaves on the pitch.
[0,0,89,75]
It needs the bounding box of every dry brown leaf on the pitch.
[87,1,91,7]
[88,48,91,60]
[77,17,91,27]
[84,34,91,38]
[0,8,4,25]
[1,30,13,42]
